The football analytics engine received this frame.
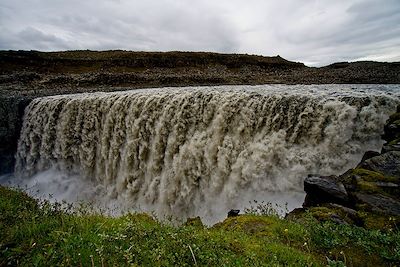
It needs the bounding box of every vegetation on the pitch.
[1,186,399,266]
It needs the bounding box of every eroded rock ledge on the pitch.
[289,106,400,230]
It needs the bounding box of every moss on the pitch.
[356,180,383,194]
[183,216,204,228]
[308,207,335,221]
[357,211,399,231]
[388,137,400,145]
[352,168,397,183]
[329,247,385,267]
[121,212,156,224]
[388,112,400,123]
[212,215,276,236]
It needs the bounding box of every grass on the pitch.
[1,186,399,266]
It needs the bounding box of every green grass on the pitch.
[1,186,399,266]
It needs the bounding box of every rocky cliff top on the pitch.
[1,50,400,97]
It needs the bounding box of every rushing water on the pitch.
[7,84,400,223]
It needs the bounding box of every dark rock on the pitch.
[228,209,240,217]
[329,214,348,225]
[381,141,400,154]
[359,151,400,179]
[326,203,358,218]
[324,203,362,225]
[372,181,400,196]
[303,175,349,207]
[0,96,32,174]
[382,122,400,142]
[354,193,400,216]
[360,151,380,163]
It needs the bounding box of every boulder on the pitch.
[381,140,400,154]
[354,193,400,216]
[303,175,349,207]
[359,150,380,163]
[228,209,240,217]
[324,203,362,225]
[382,120,400,142]
[359,151,400,179]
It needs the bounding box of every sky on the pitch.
[0,0,399,66]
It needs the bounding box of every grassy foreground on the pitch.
[0,186,399,266]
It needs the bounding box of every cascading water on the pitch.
[12,84,400,223]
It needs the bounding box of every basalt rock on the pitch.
[359,150,381,164]
[303,175,349,207]
[228,210,240,217]
[354,193,400,216]
[381,141,400,154]
[359,151,400,179]
[0,96,32,174]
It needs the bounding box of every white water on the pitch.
[6,84,400,223]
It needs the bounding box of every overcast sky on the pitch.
[0,0,399,66]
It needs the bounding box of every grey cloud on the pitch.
[0,0,398,66]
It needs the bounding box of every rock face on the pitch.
[303,176,348,206]
[0,97,32,174]
[359,151,400,178]
[354,193,400,216]
[293,106,400,230]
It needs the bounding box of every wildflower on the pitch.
[303,242,307,246]
[284,228,288,233]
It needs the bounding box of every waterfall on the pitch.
[14,85,400,223]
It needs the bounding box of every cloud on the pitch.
[0,0,399,66]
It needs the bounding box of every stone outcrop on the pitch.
[359,151,400,178]
[0,96,32,174]
[303,175,348,206]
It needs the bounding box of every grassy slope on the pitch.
[1,186,399,266]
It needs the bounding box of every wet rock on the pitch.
[359,151,400,179]
[360,151,380,163]
[303,175,349,207]
[382,121,400,142]
[354,193,400,216]
[382,106,400,142]
[228,209,240,217]
[0,96,32,174]
[381,141,400,153]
